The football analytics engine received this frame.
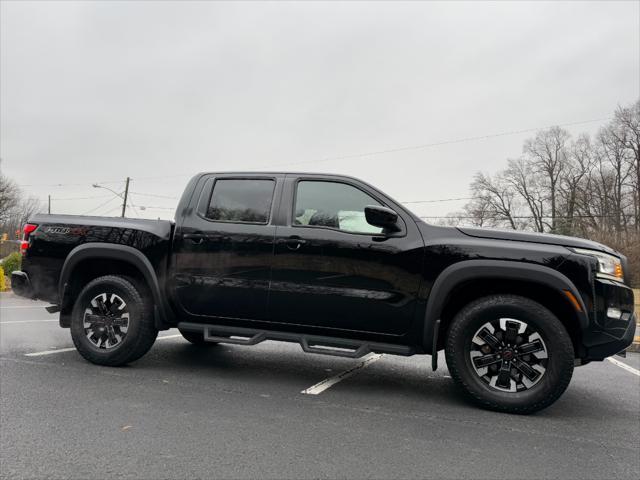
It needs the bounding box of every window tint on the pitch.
[294,181,383,234]
[206,179,275,223]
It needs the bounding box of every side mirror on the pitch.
[365,205,400,232]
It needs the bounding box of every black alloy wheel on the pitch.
[83,292,130,350]
[445,294,574,414]
[71,275,158,366]
[469,318,548,392]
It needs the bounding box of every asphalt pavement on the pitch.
[1,292,639,479]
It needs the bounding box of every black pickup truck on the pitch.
[11,172,636,413]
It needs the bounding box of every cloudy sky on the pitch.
[1,1,638,220]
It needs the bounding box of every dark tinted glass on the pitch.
[206,179,275,223]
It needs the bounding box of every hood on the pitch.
[457,226,619,256]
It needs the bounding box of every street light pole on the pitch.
[92,178,130,217]
[121,177,130,218]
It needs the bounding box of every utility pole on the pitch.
[48,195,51,214]
[121,177,130,218]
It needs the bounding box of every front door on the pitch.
[268,177,424,335]
[172,175,279,321]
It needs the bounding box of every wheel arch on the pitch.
[58,244,174,329]
[423,260,589,357]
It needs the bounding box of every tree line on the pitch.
[448,99,640,285]
[0,160,42,247]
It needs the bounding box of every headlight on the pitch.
[572,248,624,282]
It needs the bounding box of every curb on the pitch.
[630,289,639,353]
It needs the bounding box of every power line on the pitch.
[45,192,469,206]
[271,117,611,167]
[50,194,113,201]
[81,196,121,216]
[101,206,123,217]
[18,179,124,188]
[129,191,179,199]
[15,115,611,189]
[402,197,472,204]
[127,202,140,217]
[128,174,191,181]
[130,204,175,211]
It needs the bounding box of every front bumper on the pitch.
[586,312,636,360]
[583,279,636,360]
[11,271,35,299]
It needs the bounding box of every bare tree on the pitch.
[596,123,634,240]
[505,157,546,232]
[0,166,20,223]
[523,127,571,232]
[456,99,640,284]
[611,100,640,230]
[469,172,519,229]
[463,194,492,227]
[0,162,44,238]
[558,134,593,234]
[3,196,43,238]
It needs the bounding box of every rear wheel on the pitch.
[445,294,574,414]
[70,275,158,366]
[179,329,216,346]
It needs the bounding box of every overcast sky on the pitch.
[1,0,638,220]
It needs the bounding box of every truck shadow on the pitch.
[136,340,629,420]
[142,340,466,405]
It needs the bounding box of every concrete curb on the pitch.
[630,289,639,353]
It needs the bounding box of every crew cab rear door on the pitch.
[171,174,282,321]
[268,175,424,335]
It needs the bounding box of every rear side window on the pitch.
[206,179,275,224]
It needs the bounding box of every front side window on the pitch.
[294,180,383,234]
[206,179,275,223]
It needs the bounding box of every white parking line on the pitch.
[23,334,184,357]
[0,305,47,309]
[301,353,383,395]
[25,347,77,357]
[157,334,182,340]
[1,319,58,324]
[607,357,640,377]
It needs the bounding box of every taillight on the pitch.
[21,223,38,256]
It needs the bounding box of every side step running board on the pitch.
[177,322,414,359]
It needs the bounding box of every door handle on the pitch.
[285,236,306,251]
[183,233,205,245]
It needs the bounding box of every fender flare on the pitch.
[423,260,589,355]
[58,243,173,329]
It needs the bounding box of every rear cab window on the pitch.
[205,178,276,224]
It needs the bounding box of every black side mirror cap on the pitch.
[365,205,400,232]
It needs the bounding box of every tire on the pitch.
[445,294,574,414]
[70,275,158,366]
[179,329,216,346]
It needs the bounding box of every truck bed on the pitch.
[21,213,174,303]
[29,213,174,239]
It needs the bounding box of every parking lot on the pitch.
[1,291,639,480]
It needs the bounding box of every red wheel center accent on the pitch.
[503,350,514,360]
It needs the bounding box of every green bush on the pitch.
[1,252,21,275]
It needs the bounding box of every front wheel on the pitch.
[70,275,158,366]
[445,294,574,414]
